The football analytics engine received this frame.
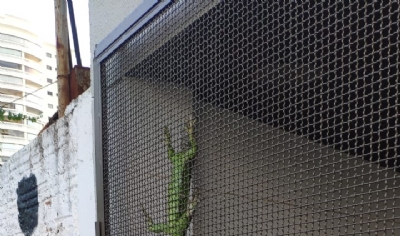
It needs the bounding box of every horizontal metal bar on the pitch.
[94,0,172,59]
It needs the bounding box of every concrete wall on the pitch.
[193,103,400,236]
[101,76,400,236]
[0,91,95,236]
[89,0,143,69]
[101,77,195,235]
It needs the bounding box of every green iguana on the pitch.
[142,120,198,236]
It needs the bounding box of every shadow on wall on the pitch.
[101,77,400,235]
[126,0,400,172]
[193,102,400,236]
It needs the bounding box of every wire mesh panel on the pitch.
[98,1,400,235]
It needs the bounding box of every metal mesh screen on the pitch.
[99,1,400,235]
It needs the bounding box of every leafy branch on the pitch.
[0,108,41,122]
[0,107,42,157]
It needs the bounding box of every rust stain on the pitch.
[56,40,65,50]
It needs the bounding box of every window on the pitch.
[0,143,23,150]
[46,52,52,58]
[0,102,15,109]
[0,75,23,84]
[0,47,22,57]
[47,78,52,83]
[46,65,52,70]
[0,33,24,45]
[0,60,22,70]
[0,33,40,49]
[25,66,41,75]
[1,129,24,138]
[24,52,40,62]
[47,91,53,96]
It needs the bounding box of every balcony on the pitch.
[0,108,43,132]
[0,66,44,86]
[0,53,43,73]
[0,93,19,103]
[1,84,42,95]
[0,135,27,146]
[0,81,39,95]
[0,52,22,64]
[0,122,25,133]
[24,71,44,86]
[0,81,24,92]
[25,97,43,111]
[0,94,44,112]
[0,66,24,78]
[0,39,43,60]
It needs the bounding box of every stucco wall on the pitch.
[193,102,400,236]
[0,91,95,236]
[100,76,400,236]
[88,0,143,67]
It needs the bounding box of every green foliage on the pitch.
[0,108,5,121]
[0,107,42,154]
[0,108,41,122]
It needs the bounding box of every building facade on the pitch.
[0,14,58,164]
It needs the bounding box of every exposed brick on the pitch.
[69,65,90,101]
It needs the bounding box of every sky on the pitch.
[0,0,91,67]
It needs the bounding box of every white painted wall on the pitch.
[89,0,143,68]
[0,91,95,236]
[0,0,145,234]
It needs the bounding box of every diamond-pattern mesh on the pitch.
[99,1,400,235]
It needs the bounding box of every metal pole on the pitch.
[54,0,71,118]
[67,0,82,66]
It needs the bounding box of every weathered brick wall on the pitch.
[0,91,95,236]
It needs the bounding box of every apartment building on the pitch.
[0,14,59,164]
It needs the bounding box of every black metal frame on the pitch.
[93,1,172,235]
[94,1,400,235]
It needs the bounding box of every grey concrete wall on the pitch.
[103,77,195,235]
[104,77,400,235]
[192,102,400,236]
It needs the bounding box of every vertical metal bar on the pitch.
[66,0,82,66]
[95,221,103,236]
[54,0,71,118]
[94,57,106,235]
[68,36,73,70]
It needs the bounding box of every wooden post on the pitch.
[54,0,71,118]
